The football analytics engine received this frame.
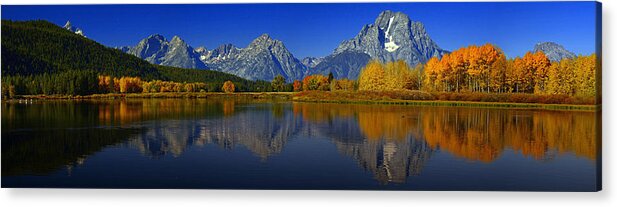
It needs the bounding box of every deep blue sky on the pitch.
[2,2,598,58]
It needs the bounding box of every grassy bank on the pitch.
[7,91,600,111]
[293,91,599,111]
[14,92,294,100]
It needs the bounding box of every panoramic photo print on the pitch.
[1,1,602,191]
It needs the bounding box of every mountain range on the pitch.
[109,10,577,81]
[117,10,447,81]
[125,34,207,69]
[197,34,307,82]
[121,33,307,81]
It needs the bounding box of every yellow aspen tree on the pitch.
[574,54,597,96]
[504,59,516,93]
[423,57,439,91]
[480,43,506,93]
[383,60,413,90]
[437,54,453,92]
[383,61,399,90]
[512,57,526,93]
[467,45,482,92]
[395,60,414,90]
[358,60,386,91]
[449,49,466,92]
[546,61,561,95]
[222,81,235,93]
[409,63,423,90]
[532,51,551,94]
[489,52,507,93]
[521,52,537,93]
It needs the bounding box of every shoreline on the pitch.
[292,98,599,111]
[10,92,295,100]
[3,92,599,111]
[292,91,599,111]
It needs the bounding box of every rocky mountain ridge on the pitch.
[304,10,448,79]
[533,42,576,62]
[115,10,577,81]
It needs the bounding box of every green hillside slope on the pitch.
[1,20,268,95]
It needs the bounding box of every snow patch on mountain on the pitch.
[63,21,85,37]
[383,16,400,52]
[125,34,207,69]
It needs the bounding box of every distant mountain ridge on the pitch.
[117,10,447,81]
[533,42,576,62]
[301,57,324,68]
[199,34,307,82]
[126,34,207,69]
[112,10,578,81]
[122,34,306,82]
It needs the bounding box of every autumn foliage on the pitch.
[293,80,303,92]
[423,43,508,93]
[97,75,234,94]
[546,54,597,97]
[358,60,386,91]
[420,43,597,98]
[222,81,235,93]
[118,77,143,93]
[358,60,421,91]
[330,79,355,91]
[302,74,330,91]
[293,42,597,105]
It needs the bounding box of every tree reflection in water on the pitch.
[1,99,598,184]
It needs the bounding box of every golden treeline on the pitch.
[358,43,598,97]
[299,74,355,91]
[358,60,422,91]
[98,76,229,93]
[545,55,597,96]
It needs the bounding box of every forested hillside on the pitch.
[1,20,266,95]
[1,20,162,79]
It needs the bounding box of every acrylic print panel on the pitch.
[0,1,601,191]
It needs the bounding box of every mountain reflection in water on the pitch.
[1,99,598,187]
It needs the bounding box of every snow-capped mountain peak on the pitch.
[333,10,445,67]
[63,20,86,37]
[126,34,206,69]
[63,21,72,30]
[309,10,446,79]
[202,34,306,81]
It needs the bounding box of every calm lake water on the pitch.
[1,99,599,191]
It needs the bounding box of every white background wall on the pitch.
[0,0,614,207]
